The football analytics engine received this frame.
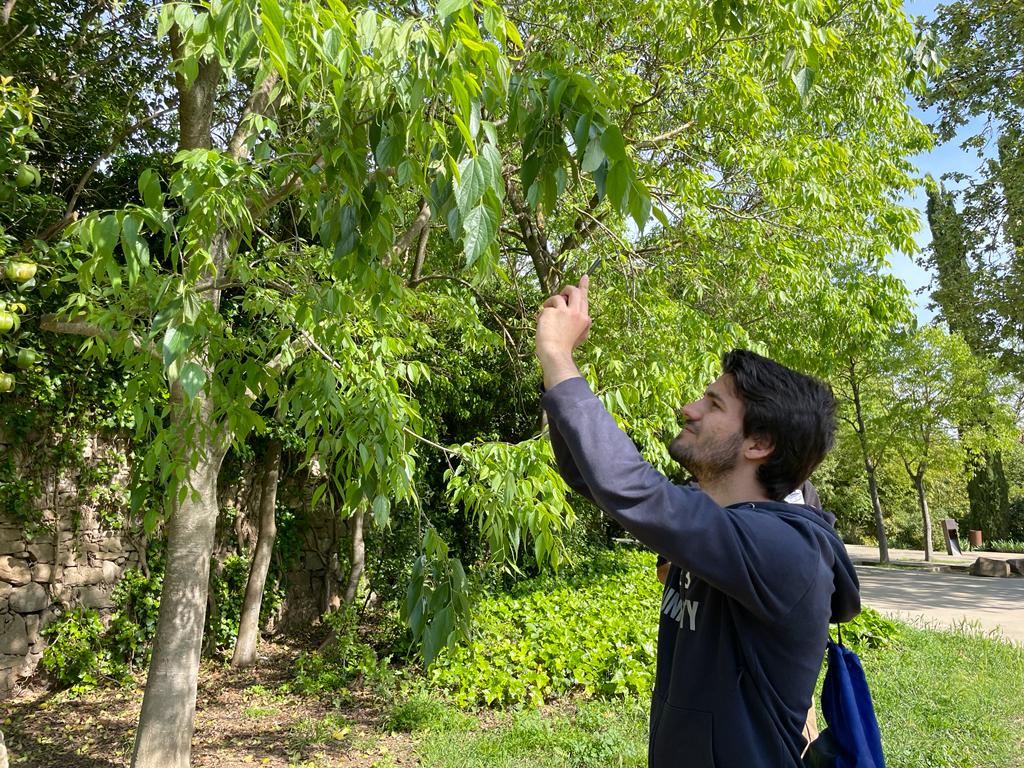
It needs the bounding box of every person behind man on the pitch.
[535,276,860,768]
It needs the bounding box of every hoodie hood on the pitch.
[747,501,861,623]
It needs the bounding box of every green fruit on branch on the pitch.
[4,261,36,282]
[0,373,14,393]
[14,165,37,188]
[15,349,36,368]
[0,311,13,332]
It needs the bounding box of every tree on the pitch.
[229,436,280,668]
[925,180,1018,541]
[922,0,1024,373]
[785,266,914,563]
[39,2,641,764]
[885,326,1007,560]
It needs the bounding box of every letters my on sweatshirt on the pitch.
[661,569,700,631]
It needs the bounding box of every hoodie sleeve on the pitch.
[542,376,823,622]
[548,416,598,505]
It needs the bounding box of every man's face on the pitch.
[668,374,747,483]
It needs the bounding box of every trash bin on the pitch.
[969,529,983,548]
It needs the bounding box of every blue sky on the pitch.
[894,0,992,321]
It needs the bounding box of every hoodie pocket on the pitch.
[650,701,715,768]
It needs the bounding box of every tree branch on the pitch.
[39,312,158,359]
[391,198,431,264]
[633,121,696,150]
[228,71,280,161]
[410,222,430,283]
[557,193,602,257]
[506,179,554,292]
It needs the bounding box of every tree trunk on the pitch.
[131,390,228,768]
[203,556,223,658]
[850,361,889,563]
[231,439,282,668]
[865,459,889,564]
[914,470,933,562]
[132,33,228,768]
[343,507,365,605]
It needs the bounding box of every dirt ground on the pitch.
[1,639,421,768]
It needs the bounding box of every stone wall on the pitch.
[0,431,140,693]
[265,466,348,629]
[0,432,348,692]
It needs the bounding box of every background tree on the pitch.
[922,0,1023,370]
[885,326,1009,560]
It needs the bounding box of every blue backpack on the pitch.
[804,630,885,768]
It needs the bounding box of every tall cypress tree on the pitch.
[925,184,1012,538]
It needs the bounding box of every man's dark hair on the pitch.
[721,349,837,501]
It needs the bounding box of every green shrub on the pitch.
[979,538,1024,554]
[40,607,129,692]
[834,606,902,651]
[107,567,163,668]
[384,692,473,733]
[38,566,166,691]
[206,553,251,653]
[285,607,391,698]
[429,549,660,707]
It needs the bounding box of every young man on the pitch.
[535,276,860,768]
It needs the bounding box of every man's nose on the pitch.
[680,401,700,421]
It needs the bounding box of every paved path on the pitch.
[846,543,1022,566]
[856,565,1024,643]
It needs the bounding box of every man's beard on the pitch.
[668,428,744,484]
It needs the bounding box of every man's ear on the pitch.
[743,433,774,463]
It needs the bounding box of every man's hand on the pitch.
[535,274,592,390]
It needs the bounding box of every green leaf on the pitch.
[260,5,290,86]
[629,183,652,232]
[462,202,498,267]
[322,26,342,61]
[452,112,474,150]
[436,0,470,21]
[261,0,287,40]
[138,169,162,210]
[179,362,207,401]
[581,138,606,173]
[311,483,328,510]
[792,66,815,100]
[599,125,627,163]
[94,214,121,262]
[456,157,487,217]
[162,325,192,371]
[120,214,149,280]
[606,160,630,211]
[375,135,403,169]
[371,495,390,525]
[573,113,592,158]
[156,4,175,39]
[173,3,194,34]
[478,143,503,193]
[423,605,453,666]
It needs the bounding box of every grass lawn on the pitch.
[373,620,1024,768]
[863,623,1024,768]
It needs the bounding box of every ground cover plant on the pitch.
[428,549,660,706]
